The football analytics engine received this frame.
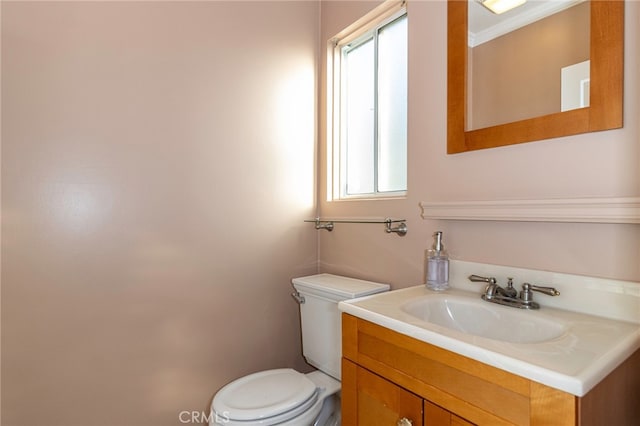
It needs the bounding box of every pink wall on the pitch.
[318,1,639,286]
[1,1,318,425]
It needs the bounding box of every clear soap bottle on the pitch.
[426,231,449,291]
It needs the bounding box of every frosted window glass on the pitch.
[344,39,375,195]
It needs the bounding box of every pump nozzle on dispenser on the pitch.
[433,231,444,252]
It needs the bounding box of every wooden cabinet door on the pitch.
[343,359,423,426]
[424,400,475,426]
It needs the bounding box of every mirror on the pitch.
[447,0,624,154]
[468,0,590,130]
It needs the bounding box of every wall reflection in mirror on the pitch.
[467,0,590,130]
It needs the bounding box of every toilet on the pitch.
[210,273,390,426]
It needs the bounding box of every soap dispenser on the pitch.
[426,231,449,291]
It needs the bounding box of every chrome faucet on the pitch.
[468,275,560,310]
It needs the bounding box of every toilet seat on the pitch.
[212,368,319,425]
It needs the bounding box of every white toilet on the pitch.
[210,273,389,426]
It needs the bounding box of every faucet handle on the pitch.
[521,283,560,301]
[468,274,497,284]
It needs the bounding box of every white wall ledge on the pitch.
[419,197,640,224]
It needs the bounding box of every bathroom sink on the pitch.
[401,294,567,343]
[338,261,640,396]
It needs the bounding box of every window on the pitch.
[328,2,407,200]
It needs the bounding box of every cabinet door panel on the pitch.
[424,400,451,425]
[451,415,475,426]
[424,400,476,426]
[343,359,422,425]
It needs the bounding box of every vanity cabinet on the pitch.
[341,313,640,426]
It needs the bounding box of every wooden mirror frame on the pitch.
[447,0,624,154]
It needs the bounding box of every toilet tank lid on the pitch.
[292,273,390,299]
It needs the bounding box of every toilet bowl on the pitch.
[209,274,389,426]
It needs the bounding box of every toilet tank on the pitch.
[292,274,389,380]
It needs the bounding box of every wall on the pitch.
[318,0,639,287]
[1,2,318,425]
[2,1,639,425]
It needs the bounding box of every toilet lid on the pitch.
[213,369,318,422]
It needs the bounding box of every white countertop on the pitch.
[338,261,640,397]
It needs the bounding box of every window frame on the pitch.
[327,1,408,201]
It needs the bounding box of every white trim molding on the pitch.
[419,197,640,224]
